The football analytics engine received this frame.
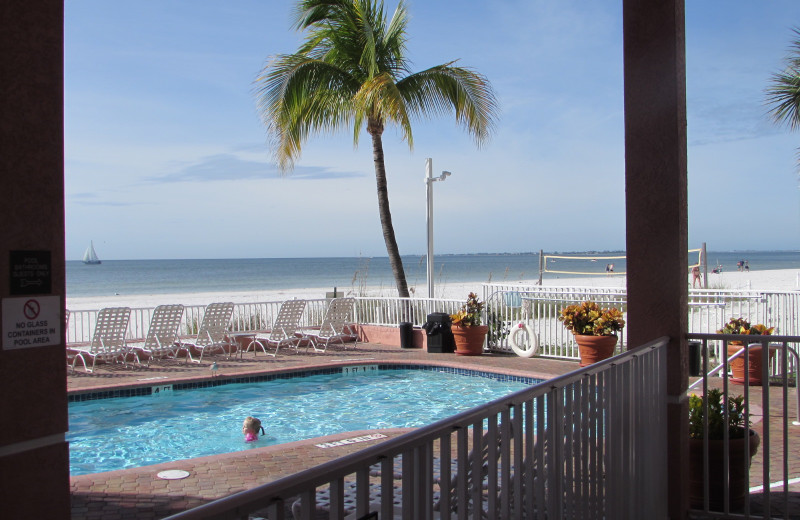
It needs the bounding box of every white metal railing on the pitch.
[162,337,668,520]
[483,284,800,363]
[65,297,462,345]
[66,286,799,364]
[483,284,629,359]
[66,300,331,345]
[354,296,461,327]
[686,332,800,518]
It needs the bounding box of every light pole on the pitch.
[426,158,451,299]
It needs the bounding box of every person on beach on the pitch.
[242,416,265,442]
[691,265,701,288]
[745,261,750,272]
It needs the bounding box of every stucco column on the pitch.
[623,0,689,517]
[0,1,69,517]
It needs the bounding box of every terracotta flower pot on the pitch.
[689,429,760,511]
[728,341,773,386]
[452,325,488,356]
[574,334,618,367]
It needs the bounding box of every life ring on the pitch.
[509,322,538,358]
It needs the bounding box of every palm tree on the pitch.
[766,27,800,146]
[255,0,498,297]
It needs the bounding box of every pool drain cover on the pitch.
[157,470,190,480]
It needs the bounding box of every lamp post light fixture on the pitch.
[426,157,451,299]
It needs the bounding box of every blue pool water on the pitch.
[68,368,536,475]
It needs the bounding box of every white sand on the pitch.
[66,268,800,311]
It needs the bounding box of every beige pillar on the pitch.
[623,0,689,517]
[0,1,70,517]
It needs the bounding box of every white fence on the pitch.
[66,286,800,365]
[483,284,800,361]
[354,297,462,327]
[66,300,330,345]
[65,297,464,345]
[163,337,669,520]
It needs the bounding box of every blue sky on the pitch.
[65,1,800,260]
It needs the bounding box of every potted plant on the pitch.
[718,317,775,385]
[450,292,488,356]
[688,389,760,510]
[558,300,625,366]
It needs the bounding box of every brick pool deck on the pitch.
[67,343,800,519]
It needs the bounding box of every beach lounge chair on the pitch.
[246,299,307,357]
[70,307,131,373]
[129,304,185,364]
[65,309,77,369]
[180,302,234,364]
[305,297,358,353]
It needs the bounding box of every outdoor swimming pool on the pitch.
[68,366,538,475]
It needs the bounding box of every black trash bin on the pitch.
[399,322,415,349]
[688,340,702,377]
[423,312,455,353]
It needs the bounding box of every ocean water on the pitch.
[65,251,800,299]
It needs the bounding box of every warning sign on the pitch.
[2,296,60,350]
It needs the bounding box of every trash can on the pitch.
[688,340,702,377]
[423,312,455,353]
[399,322,414,349]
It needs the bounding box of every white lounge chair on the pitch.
[180,302,234,364]
[306,297,358,353]
[246,299,307,357]
[70,307,131,373]
[129,304,185,364]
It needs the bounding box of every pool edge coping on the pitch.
[67,358,549,401]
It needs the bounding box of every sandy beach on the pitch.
[65,267,800,311]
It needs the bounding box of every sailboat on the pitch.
[83,241,101,265]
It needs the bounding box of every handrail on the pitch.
[687,333,800,424]
[164,336,669,520]
[685,332,800,515]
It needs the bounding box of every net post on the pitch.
[538,249,544,285]
[701,242,708,289]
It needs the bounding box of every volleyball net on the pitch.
[541,248,704,277]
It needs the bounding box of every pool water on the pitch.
[68,368,534,475]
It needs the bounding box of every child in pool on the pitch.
[242,416,265,442]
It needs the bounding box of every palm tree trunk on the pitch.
[369,123,410,298]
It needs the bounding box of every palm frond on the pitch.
[767,67,800,130]
[766,27,800,130]
[354,72,413,144]
[258,0,498,169]
[255,54,359,170]
[397,64,499,146]
[293,0,350,30]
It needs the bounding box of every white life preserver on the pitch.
[509,322,539,358]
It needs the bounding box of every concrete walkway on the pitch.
[67,344,800,519]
